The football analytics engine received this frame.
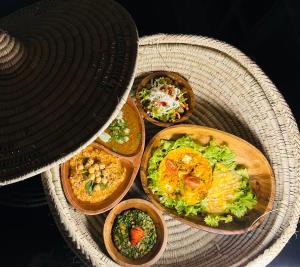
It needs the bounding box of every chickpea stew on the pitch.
[68,145,127,203]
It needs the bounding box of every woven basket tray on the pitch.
[42,34,300,267]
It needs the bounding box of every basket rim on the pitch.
[42,34,300,267]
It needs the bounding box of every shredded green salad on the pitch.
[147,135,257,227]
[139,76,189,122]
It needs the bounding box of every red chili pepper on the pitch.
[130,226,144,246]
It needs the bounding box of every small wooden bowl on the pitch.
[135,71,195,127]
[104,199,168,267]
[140,125,275,235]
[60,98,145,215]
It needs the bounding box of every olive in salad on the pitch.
[138,76,189,123]
[112,208,157,259]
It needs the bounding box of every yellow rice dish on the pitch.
[147,135,257,227]
[158,147,212,205]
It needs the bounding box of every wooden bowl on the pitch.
[60,97,145,215]
[103,199,167,267]
[140,125,275,235]
[135,71,195,127]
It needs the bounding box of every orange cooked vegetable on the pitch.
[165,159,178,175]
[130,226,145,246]
[184,175,200,188]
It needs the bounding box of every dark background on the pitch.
[1,0,300,266]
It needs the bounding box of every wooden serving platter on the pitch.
[60,97,145,215]
[140,124,275,235]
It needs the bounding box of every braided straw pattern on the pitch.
[0,0,138,185]
[42,34,300,266]
[0,31,26,72]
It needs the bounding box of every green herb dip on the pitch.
[112,208,157,259]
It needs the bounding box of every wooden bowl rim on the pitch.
[60,98,145,215]
[135,71,195,127]
[140,124,275,235]
[103,198,168,267]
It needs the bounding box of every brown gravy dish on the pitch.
[98,103,142,156]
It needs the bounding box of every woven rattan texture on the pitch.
[42,34,300,267]
[0,0,138,184]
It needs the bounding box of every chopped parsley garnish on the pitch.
[112,209,157,259]
[107,111,130,144]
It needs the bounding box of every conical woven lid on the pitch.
[0,0,138,185]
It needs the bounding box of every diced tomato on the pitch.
[160,101,167,106]
[184,175,200,188]
[130,226,144,246]
[165,159,178,175]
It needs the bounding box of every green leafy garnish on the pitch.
[136,132,142,140]
[108,112,130,144]
[226,166,257,218]
[139,88,150,102]
[202,139,236,169]
[85,180,94,196]
[204,214,233,227]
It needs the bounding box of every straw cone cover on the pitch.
[0,0,138,185]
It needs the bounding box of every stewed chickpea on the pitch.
[68,145,126,203]
[99,164,106,170]
[93,184,101,192]
[88,166,95,174]
[87,158,94,165]
[93,164,100,171]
